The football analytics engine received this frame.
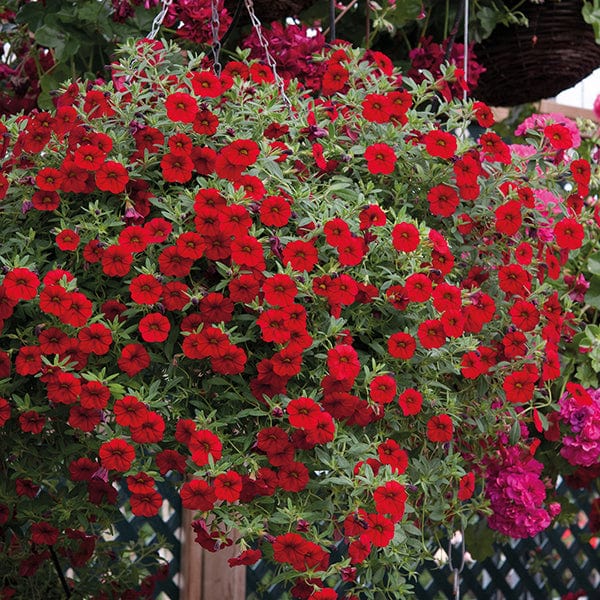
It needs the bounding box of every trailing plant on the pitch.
[0,38,597,598]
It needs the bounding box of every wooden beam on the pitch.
[179,510,246,600]
[180,509,204,600]
[491,102,599,125]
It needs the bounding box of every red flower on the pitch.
[73,144,106,171]
[139,312,171,343]
[423,130,457,159]
[101,245,133,278]
[427,184,459,217]
[30,521,59,545]
[3,268,40,301]
[214,471,243,502]
[278,461,310,492]
[68,405,101,432]
[495,200,522,236]
[260,195,292,227]
[364,513,395,547]
[129,274,163,305]
[117,343,151,376]
[78,323,112,355]
[392,222,420,252]
[364,143,396,175]
[509,299,539,331]
[473,101,495,127]
[497,264,531,297]
[130,411,166,443]
[130,491,162,517]
[119,225,149,253]
[158,246,194,277]
[228,549,262,567]
[359,204,386,229]
[95,161,129,194]
[189,70,222,97]
[99,438,136,471]
[287,397,321,429]
[321,63,349,94]
[362,93,393,123]
[127,472,155,494]
[210,344,247,375]
[566,382,593,407]
[283,240,319,272]
[36,167,64,191]
[387,332,416,360]
[398,388,423,416]
[417,319,446,349]
[45,371,82,404]
[15,345,42,375]
[348,536,371,564]
[377,439,408,473]
[404,273,432,303]
[553,218,584,250]
[0,397,10,427]
[80,381,111,409]
[503,367,537,403]
[369,375,397,405]
[165,92,198,123]
[155,449,187,475]
[230,235,265,270]
[262,273,297,306]
[544,123,573,150]
[188,429,223,466]
[458,472,475,500]
[327,344,360,382]
[69,457,99,481]
[160,152,194,183]
[32,190,61,211]
[19,411,46,434]
[221,139,260,167]
[373,481,407,520]
[180,479,216,511]
[426,414,453,442]
[479,132,510,163]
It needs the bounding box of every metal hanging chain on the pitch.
[463,0,470,101]
[148,0,173,40]
[448,528,466,600]
[243,0,293,110]
[210,0,223,76]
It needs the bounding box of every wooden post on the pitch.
[180,510,246,600]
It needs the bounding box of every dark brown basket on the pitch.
[473,0,600,106]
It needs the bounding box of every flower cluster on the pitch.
[0,38,596,597]
[243,21,327,91]
[557,387,600,468]
[164,0,232,45]
[484,445,560,538]
[408,37,486,100]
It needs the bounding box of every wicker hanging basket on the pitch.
[473,0,600,106]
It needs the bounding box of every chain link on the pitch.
[148,0,173,40]
[243,0,293,111]
[210,0,223,76]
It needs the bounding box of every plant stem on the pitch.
[50,546,72,598]
[444,0,466,62]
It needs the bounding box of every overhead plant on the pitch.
[0,37,598,598]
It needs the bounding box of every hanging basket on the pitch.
[473,0,600,106]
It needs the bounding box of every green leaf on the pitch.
[588,253,600,276]
[34,24,67,49]
[583,0,600,44]
[509,418,521,445]
[585,275,600,310]
[464,519,495,560]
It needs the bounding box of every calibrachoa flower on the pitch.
[0,39,595,598]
